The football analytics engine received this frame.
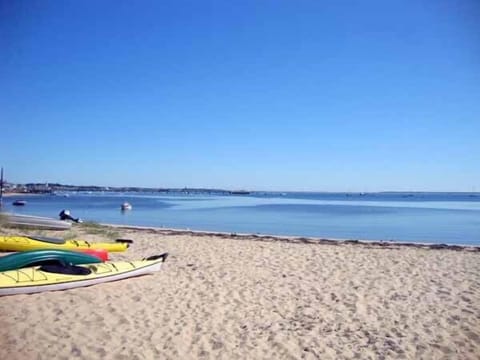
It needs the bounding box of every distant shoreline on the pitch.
[1,187,479,195]
[0,193,42,198]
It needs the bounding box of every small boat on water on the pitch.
[121,202,132,211]
[12,200,27,206]
[230,190,251,195]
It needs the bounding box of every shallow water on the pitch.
[2,192,479,245]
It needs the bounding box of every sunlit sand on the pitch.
[0,225,479,359]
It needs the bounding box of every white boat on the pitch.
[121,202,132,211]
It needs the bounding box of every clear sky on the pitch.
[1,0,479,192]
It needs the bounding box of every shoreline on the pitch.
[0,192,43,198]
[1,191,479,248]
[105,223,480,252]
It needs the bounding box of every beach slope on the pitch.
[0,226,479,359]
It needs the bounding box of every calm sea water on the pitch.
[2,192,479,245]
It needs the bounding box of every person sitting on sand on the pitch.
[59,209,82,223]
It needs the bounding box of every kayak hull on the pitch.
[0,254,167,296]
[0,236,129,252]
[0,249,102,272]
[0,213,71,230]
[78,248,109,261]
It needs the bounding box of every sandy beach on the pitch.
[0,225,479,359]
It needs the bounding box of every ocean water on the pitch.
[2,192,479,245]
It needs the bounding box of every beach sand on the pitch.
[0,225,479,359]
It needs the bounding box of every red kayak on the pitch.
[77,248,109,261]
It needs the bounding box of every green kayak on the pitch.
[0,249,101,272]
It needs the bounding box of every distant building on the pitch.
[25,183,52,193]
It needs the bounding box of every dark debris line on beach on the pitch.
[111,225,480,252]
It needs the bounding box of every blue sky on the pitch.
[1,0,479,191]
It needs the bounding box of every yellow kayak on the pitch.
[0,253,168,296]
[0,236,131,253]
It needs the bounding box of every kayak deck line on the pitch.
[0,253,168,296]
